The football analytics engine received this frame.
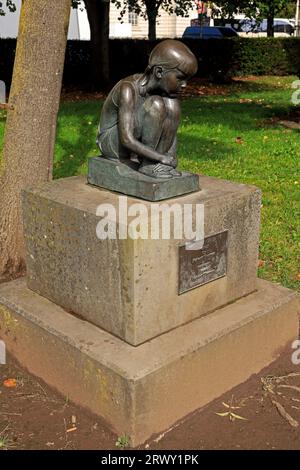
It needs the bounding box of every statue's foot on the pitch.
[139,162,182,179]
[139,162,175,179]
[168,167,182,177]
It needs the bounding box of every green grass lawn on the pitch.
[0,76,299,290]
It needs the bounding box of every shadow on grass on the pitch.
[178,133,236,165]
[54,101,101,179]
[181,99,293,132]
[230,77,296,94]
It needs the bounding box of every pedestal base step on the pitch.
[0,278,298,446]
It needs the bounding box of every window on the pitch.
[128,11,138,26]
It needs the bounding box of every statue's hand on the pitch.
[168,155,178,168]
[161,155,174,166]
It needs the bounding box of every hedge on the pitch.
[188,37,300,79]
[1,37,300,90]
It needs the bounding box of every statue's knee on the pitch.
[163,97,181,122]
[144,96,167,121]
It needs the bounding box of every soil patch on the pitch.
[60,78,231,103]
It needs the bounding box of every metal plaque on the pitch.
[179,231,228,294]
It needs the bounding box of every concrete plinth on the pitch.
[22,175,261,346]
[0,278,298,447]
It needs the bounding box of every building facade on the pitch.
[109,4,198,39]
[0,0,198,40]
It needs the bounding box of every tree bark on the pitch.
[148,12,157,41]
[267,5,275,37]
[0,0,71,282]
[84,0,110,90]
[146,1,158,41]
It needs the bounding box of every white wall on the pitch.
[68,7,80,40]
[0,0,197,40]
[0,0,84,40]
[77,4,90,40]
[0,0,21,38]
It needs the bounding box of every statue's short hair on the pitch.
[147,40,198,76]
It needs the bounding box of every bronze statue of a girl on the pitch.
[97,40,198,180]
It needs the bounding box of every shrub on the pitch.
[1,37,300,90]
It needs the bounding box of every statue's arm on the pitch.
[118,83,171,165]
[167,136,177,168]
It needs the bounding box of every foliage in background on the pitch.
[1,1,298,85]
[216,1,296,21]
[112,0,195,40]
[0,0,16,16]
[216,0,297,36]
[2,37,300,90]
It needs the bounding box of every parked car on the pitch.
[182,26,239,39]
[239,18,295,36]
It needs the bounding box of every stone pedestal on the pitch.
[0,173,298,447]
[22,175,261,346]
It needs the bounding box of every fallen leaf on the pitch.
[222,402,241,410]
[272,400,299,428]
[230,412,248,421]
[258,259,265,268]
[278,385,300,393]
[66,427,77,433]
[3,379,17,388]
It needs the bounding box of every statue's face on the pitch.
[155,67,188,98]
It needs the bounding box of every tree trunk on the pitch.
[0,0,71,282]
[146,1,158,41]
[296,0,300,37]
[148,12,157,41]
[267,6,275,37]
[84,0,110,90]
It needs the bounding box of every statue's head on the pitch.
[143,40,198,97]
